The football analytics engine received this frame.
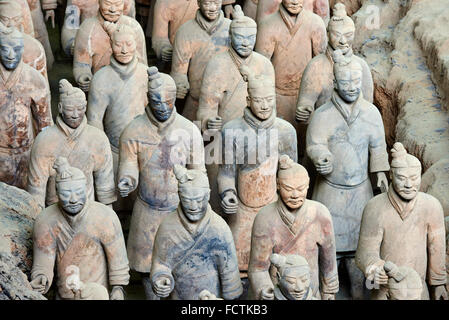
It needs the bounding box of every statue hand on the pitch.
[153,276,173,298]
[260,286,274,300]
[118,177,135,197]
[110,286,125,300]
[161,45,173,62]
[321,293,335,300]
[224,4,233,18]
[373,267,388,286]
[432,285,448,300]
[207,116,223,131]
[221,191,238,215]
[45,10,56,28]
[295,105,313,123]
[30,275,49,294]
[77,74,92,92]
[315,155,333,175]
[376,172,388,193]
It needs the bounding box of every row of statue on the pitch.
[0,0,447,300]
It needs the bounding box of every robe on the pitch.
[60,0,135,55]
[297,47,374,115]
[23,32,48,82]
[248,199,338,299]
[253,0,329,23]
[28,0,54,69]
[218,108,298,272]
[15,0,35,37]
[170,10,231,121]
[119,108,205,272]
[355,188,447,300]
[151,205,243,300]
[255,6,326,156]
[0,61,52,189]
[151,0,198,61]
[27,116,116,208]
[306,92,390,252]
[31,200,130,300]
[73,13,147,86]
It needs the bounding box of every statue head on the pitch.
[99,0,124,23]
[0,1,23,31]
[174,165,210,222]
[390,142,421,201]
[147,66,176,122]
[54,157,87,216]
[58,79,87,129]
[328,3,355,55]
[0,23,23,70]
[281,0,303,15]
[106,23,136,64]
[229,5,257,58]
[333,49,362,103]
[384,261,422,300]
[241,65,276,120]
[277,155,309,210]
[271,253,311,300]
[197,0,222,21]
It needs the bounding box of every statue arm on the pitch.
[306,110,332,165]
[426,198,447,286]
[152,0,172,60]
[102,210,130,287]
[314,0,330,26]
[134,23,148,66]
[361,59,374,103]
[93,135,117,205]
[86,77,109,131]
[150,223,175,292]
[318,209,339,294]
[217,129,237,196]
[197,62,223,132]
[311,16,327,57]
[26,141,50,209]
[187,124,206,171]
[61,0,80,56]
[41,0,57,10]
[118,125,140,188]
[31,82,53,132]
[256,0,280,24]
[254,21,275,60]
[368,108,390,173]
[296,59,322,116]
[279,126,298,162]
[248,214,275,299]
[73,23,93,84]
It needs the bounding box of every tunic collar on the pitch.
[195,9,224,35]
[331,90,362,127]
[279,4,305,35]
[177,204,212,236]
[145,106,177,134]
[109,55,138,80]
[243,107,276,131]
[56,115,87,142]
[228,46,253,70]
[387,185,418,220]
[0,60,23,90]
[276,198,308,234]
[60,200,90,230]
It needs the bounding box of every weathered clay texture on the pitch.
[253,0,329,23]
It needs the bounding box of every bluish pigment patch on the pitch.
[432,103,442,110]
[435,128,446,133]
[406,50,412,56]
[417,63,428,71]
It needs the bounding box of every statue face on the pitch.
[112,31,136,64]
[277,176,309,210]
[278,267,310,300]
[391,166,421,201]
[99,0,124,22]
[198,0,222,21]
[149,92,175,122]
[329,23,354,55]
[335,68,362,103]
[0,9,23,30]
[0,35,23,70]
[231,27,256,58]
[247,91,275,120]
[57,180,87,216]
[59,102,87,129]
[179,187,210,222]
[282,0,303,15]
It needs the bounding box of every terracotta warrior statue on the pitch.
[218,67,297,275]
[27,79,116,209]
[30,157,130,300]
[296,3,374,124]
[248,155,338,299]
[151,165,243,300]
[73,0,147,92]
[28,0,54,69]
[59,0,135,56]
[118,67,205,299]
[255,0,326,159]
[306,50,389,299]
[87,23,148,192]
[170,0,231,121]
[66,266,111,299]
[382,261,423,300]
[267,254,317,300]
[0,1,47,81]
[356,142,447,300]
[0,25,52,189]
[0,0,34,36]
[250,0,329,24]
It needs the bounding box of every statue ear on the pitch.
[246,95,251,106]
[333,78,338,90]
[58,102,63,115]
